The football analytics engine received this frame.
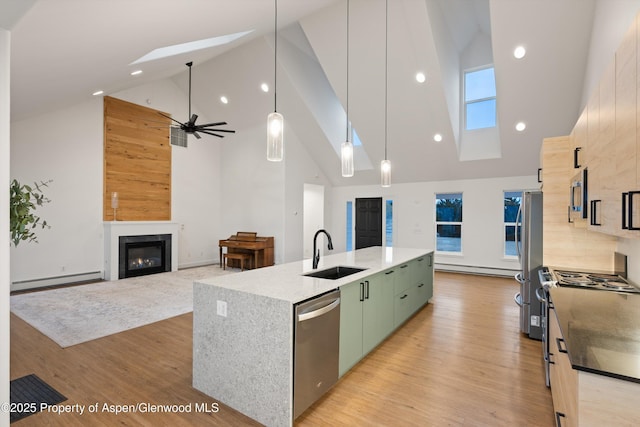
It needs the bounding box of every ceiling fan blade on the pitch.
[193,131,201,139]
[158,111,185,126]
[197,129,225,138]
[189,114,198,125]
[201,128,235,134]
[197,121,227,127]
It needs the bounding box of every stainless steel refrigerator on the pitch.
[514,190,543,340]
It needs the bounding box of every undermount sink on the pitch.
[303,266,367,280]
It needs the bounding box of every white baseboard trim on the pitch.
[11,271,103,292]
[178,259,219,269]
[435,263,519,278]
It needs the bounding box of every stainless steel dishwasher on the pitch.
[293,289,341,419]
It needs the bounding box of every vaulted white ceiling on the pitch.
[4,0,616,186]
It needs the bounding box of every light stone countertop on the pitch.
[195,246,433,304]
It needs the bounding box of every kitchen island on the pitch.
[193,246,433,426]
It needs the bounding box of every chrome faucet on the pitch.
[312,229,333,269]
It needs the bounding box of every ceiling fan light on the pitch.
[341,140,354,177]
[267,112,284,161]
[381,159,391,187]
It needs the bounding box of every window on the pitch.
[464,67,496,130]
[504,191,522,257]
[346,201,353,251]
[385,200,393,247]
[435,193,462,253]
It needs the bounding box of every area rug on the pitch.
[10,374,67,423]
[10,265,234,348]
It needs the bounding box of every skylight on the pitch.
[130,30,254,65]
[464,67,496,130]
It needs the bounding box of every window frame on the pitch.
[464,65,497,131]
[435,192,463,255]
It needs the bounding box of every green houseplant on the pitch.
[9,179,52,247]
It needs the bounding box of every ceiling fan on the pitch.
[159,62,235,139]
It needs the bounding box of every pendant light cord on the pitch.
[274,0,278,113]
[346,0,350,142]
[384,0,388,160]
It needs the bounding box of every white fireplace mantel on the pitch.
[104,221,179,280]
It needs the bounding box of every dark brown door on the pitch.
[355,198,382,249]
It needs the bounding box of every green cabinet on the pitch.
[338,279,364,377]
[413,254,434,311]
[362,271,395,355]
[394,254,434,327]
[339,253,434,377]
[339,269,395,377]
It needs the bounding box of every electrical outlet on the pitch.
[217,300,227,317]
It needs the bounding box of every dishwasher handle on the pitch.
[298,298,341,322]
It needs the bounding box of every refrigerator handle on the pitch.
[515,204,522,264]
[514,292,523,307]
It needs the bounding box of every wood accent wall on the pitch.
[103,96,172,221]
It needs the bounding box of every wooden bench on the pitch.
[223,252,252,271]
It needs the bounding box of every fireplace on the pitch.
[118,234,172,279]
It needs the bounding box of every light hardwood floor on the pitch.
[10,272,554,426]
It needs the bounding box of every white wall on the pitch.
[1,26,11,427]
[331,175,539,275]
[10,99,104,287]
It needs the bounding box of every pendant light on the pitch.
[381,0,391,187]
[341,0,354,177]
[267,0,284,161]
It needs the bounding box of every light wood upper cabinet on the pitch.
[541,137,616,270]
[575,10,640,238]
[617,17,638,235]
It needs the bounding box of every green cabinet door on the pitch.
[394,262,412,294]
[413,253,434,310]
[362,271,395,355]
[339,279,364,377]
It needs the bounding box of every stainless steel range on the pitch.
[551,269,640,293]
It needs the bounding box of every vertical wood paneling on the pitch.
[103,96,172,221]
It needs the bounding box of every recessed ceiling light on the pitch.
[433,133,443,142]
[130,70,143,76]
[416,72,426,83]
[515,121,526,131]
[220,96,229,104]
[514,46,526,59]
[261,83,269,93]
[92,90,104,96]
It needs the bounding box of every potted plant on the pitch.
[9,179,52,247]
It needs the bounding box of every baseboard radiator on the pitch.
[11,271,103,292]
[435,263,519,278]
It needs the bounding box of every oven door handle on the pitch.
[535,287,546,303]
[514,272,525,285]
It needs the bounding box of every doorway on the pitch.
[355,197,382,249]
[303,184,324,259]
